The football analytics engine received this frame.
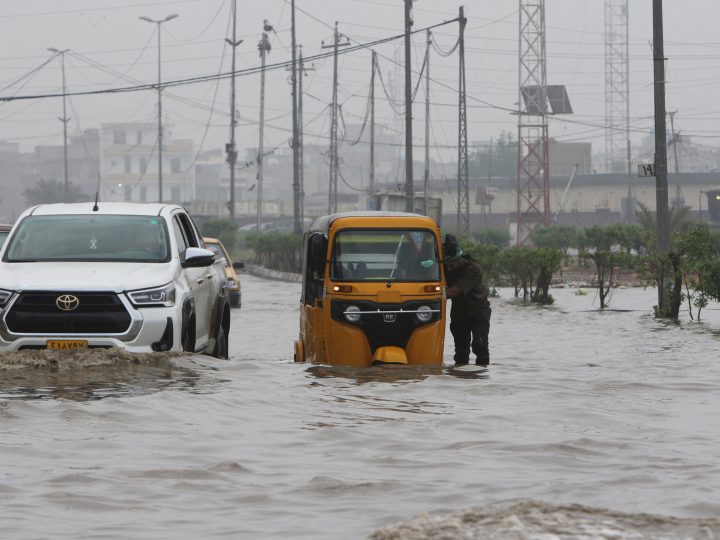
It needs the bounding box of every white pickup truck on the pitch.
[0,202,230,357]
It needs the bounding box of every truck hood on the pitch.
[0,261,178,293]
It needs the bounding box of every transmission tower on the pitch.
[517,0,550,246]
[604,0,630,175]
[457,7,469,236]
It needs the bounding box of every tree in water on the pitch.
[580,226,630,309]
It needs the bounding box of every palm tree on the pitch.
[22,179,87,205]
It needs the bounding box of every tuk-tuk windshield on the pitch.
[330,229,440,282]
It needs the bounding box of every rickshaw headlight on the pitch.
[416,305,433,322]
[344,305,361,323]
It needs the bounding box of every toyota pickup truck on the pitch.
[0,202,230,357]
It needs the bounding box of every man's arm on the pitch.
[453,264,484,296]
[446,286,462,299]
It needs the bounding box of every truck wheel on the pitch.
[213,321,229,359]
[182,317,195,352]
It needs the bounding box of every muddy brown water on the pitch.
[1,274,719,539]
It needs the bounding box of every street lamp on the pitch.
[47,47,70,201]
[139,14,179,203]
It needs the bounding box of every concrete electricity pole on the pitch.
[652,0,671,314]
[256,31,271,233]
[370,51,377,200]
[321,23,349,214]
[403,0,414,212]
[423,30,431,217]
[287,44,314,229]
[139,13,179,203]
[48,47,70,201]
[226,0,243,222]
[297,47,313,227]
[290,0,301,234]
[668,110,681,205]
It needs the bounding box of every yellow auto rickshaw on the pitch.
[294,211,446,367]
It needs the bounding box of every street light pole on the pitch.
[226,1,243,222]
[257,31,272,233]
[139,14,178,203]
[48,48,70,201]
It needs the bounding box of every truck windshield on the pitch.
[4,215,170,263]
[330,229,440,282]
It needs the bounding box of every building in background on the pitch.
[98,122,195,204]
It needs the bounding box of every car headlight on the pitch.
[127,283,176,307]
[227,279,238,289]
[344,305,361,323]
[0,288,12,308]
[416,305,433,322]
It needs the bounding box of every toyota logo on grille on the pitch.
[56,294,80,311]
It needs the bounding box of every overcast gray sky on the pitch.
[0,0,718,171]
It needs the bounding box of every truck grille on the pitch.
[5,292,132,334]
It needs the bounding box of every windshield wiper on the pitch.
[386,234,405,286]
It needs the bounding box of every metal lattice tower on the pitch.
[604,0,630,174]
[517,0,549,246]
[457,7,469,237]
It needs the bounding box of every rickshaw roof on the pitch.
[307,211,438,235]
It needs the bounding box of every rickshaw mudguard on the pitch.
[372,346,408,365]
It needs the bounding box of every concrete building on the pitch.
[99,122,195,204]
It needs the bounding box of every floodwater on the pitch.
[1,274,720,539]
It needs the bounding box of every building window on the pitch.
[124,185,132,202]
[172,186,181,202]
[137,130,143,145]
[140,157,147,173]
[124,156,132,173]
[171,158,181,173]
[140,186,147,202]
[114,130,127,144]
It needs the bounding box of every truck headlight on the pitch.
[416,305,433,322]
[344,305,361,323]
[127,283,176,307]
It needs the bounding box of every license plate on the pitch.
[46,340,88,350]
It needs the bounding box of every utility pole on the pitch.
[290,0,301,234]
[287,46,314,227]
[653,0,671,314]
[488,136,494,220]
[298,47,313,226]
[423,29,431,216]
[457,5,469,236]
[370,51,376,202]
[257,31,271,233]
[321,23,349,214]
[139,13,179,203]
[48,48,70,201]
[404,0,414,213]
[225,0,243,222]
[668,109,681,206]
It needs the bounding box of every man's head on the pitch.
[443,234,463,266]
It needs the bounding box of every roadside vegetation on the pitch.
[203,208,720,322]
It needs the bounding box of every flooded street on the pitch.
[2,273,720,539]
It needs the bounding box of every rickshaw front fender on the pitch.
[372,346,408,365]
